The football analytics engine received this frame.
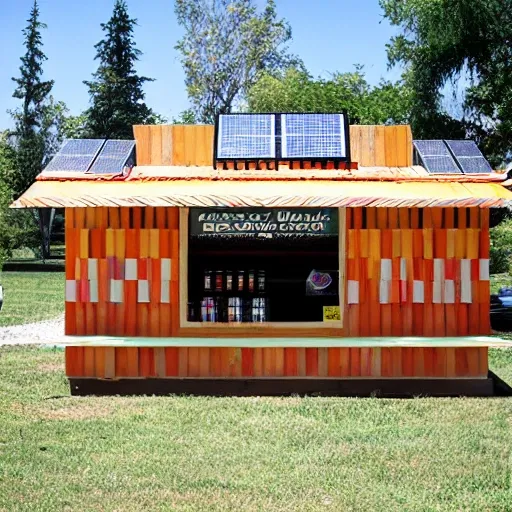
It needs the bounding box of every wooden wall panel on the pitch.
[133,124,412,168]
[133,125,214,167]
[65,207,180,342]
[66,346,489,379]
[64,205,491,381]
[350,125,413,167]
[345,207,490,338]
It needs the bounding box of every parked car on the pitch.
[491,287,512,331]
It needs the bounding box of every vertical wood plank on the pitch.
[133,125,152,165]
[340,348,350,376]
[165,347,179,376]
[306,348,318,376]
[384,126,398,167]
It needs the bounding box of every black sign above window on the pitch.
[190,208,338,239]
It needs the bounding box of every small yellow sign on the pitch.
[323,306,341,322]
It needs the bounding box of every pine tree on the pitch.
[9,0,54,197]
[85,0,156,139]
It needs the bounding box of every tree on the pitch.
[380,0,512,167]
[248,67,412,125]
[85,0,157,139]
[8,0,63,260]
[9,0,54,198]
[175,0,298,124]
[172,109,197,125]
[0,133,40,268]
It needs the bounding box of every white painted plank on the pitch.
[461,259,472,303]
[434,258,444,283]
[413,281,424,303]
[125,259,138,281]
[161,280,170,304]
[347,280,359,304]
[89,279,99,303]
[138,280,150,303]
[110,279,124,303]
[433,281,442,304]
[479,259,490,281]
[444,280,455,304]
[400,258,407,281]
[379,280,390,304]
[381,259,392,281]
[65,280,76,302]
[87,258,98,281]
[161,258,172,281]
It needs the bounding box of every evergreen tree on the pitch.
[85,0,156,139]
[9,0,54,197]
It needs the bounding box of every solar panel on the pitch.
[217,114,275,159]
[59,139,105,156]
[444,140,493,174]
[88,140,136,175]
[45,139,105,172]
[413,139,461,174]
[281,114,347,159]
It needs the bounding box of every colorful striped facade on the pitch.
[63,205,491,381]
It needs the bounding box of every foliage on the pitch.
[172,109,197,125]
[8,0,57,198]
[175,0,298,124]
[248,66,412,124]
[84,0,156,139]
[380,0,512,168]
[490,216,512,274]
[0,183,40,269]
[60,112,90,139]
[0,133,40,268]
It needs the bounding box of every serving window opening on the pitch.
[186,208,341,324]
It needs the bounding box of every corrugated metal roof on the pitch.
[12,179,512,209]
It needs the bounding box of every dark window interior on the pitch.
[188,235,339,323]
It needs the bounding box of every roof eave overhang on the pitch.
[11,180,512,209]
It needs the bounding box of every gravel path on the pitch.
[0,315,66,346]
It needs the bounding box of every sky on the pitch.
[0,0,400,128]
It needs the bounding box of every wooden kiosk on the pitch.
[14,118,512,396]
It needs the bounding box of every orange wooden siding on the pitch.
[65,205,490,380]
[132,124,413,168]
[65,346,488,379]
[65,207,180,338]
[345,206,491,338]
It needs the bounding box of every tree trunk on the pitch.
[37,208,55,261]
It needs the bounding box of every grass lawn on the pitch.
[0,347,511,511]
[0,272,64,327]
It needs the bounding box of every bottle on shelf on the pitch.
[215,270,224,292]
[237,270,245,293]
[248,270,255,293]
[228,297,242,322]
[204,269,212,292]
[226,270,233,292]
[257,270,266,293]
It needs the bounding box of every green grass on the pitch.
[0,272,64,327]
[1,347,512,511]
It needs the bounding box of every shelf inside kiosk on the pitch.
[187,208,340,324]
